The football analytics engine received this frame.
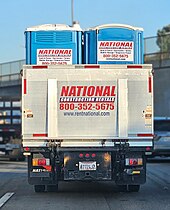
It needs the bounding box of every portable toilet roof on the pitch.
[87,23,143,31]
[26,23,82,31]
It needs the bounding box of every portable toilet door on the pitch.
[25,23,82,65]
[84,24,144,64]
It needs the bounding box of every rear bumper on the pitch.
[27,149,146,185]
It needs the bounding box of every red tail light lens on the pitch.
[85,153,90,158]
[32,158,50,166]
[24,147,30,151]
[79,153,96,158]
[126,158,143,166]
[79,153,83,158]
[38,158,46,166]
[129,159,138,166]
[146,147,151,151]
[91,153,96,158]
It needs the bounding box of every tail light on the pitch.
[126,158,143,166]
[146,147,151,151]
[79,153,96,158]
[91,153,96,158]
[32,158,50,166]
[38,159,46,166]
[24,147,30,151]
[129,159,138,166]
[79,153,84,158]
[85,153,90,158]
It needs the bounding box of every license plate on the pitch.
[79,161,96,171]
[0,151,5,155]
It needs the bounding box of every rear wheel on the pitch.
[18,156,25,161]
[9,158,17,161]
[47,184,58,192]
[117,185,127,192]
[34,185,45,193]
[127,185,140,192]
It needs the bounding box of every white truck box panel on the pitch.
[22,65,153,142]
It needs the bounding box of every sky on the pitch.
[0,0,170,63]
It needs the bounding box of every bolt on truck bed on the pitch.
[22,64,153,149]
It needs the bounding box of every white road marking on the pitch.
[0,192,14,208]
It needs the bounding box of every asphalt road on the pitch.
[0,158,170,210]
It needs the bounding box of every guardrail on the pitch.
[0,60,24,87]
[0,59,25,76]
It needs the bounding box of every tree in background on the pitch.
[157,24,170,54]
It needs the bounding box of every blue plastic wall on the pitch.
[25,30,82,64]
[84,26,144,64]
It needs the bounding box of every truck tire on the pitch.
[127,185,140,192]
[34,185,45,193]
[9,158,17,161]
[9,155,25,161]
[117,185,127,192]
[18,156,25,161]
[47,184,58,192]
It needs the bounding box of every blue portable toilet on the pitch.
[25,23,82,64]
[84,24,144,64]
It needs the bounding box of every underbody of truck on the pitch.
[24,140,149,192]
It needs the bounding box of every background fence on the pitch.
[0,60,25,76]
[144,34,170,65]
[0,60,25,87]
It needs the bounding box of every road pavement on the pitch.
[0,158,170,210]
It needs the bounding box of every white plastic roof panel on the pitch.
[88,23,144,31]
[26,23,82,31]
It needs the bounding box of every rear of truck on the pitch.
[22,64,153,192]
